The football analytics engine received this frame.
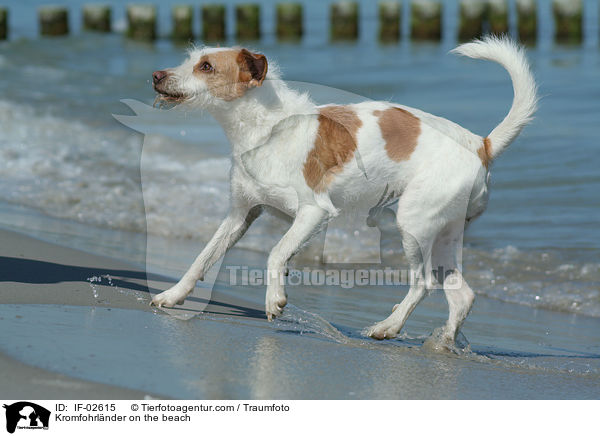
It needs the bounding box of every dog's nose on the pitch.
[152,70,167,84]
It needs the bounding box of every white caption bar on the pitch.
[0,400,595,435]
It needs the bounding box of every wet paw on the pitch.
[365,320,400,340]
[265,292,287,321]
[150,287,188,308]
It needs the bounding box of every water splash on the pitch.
[86,274,147,304]
[86,276,101,302]
[273,304,349,344]
[421,327,474,355]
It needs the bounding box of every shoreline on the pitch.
[0,227,264,398]
[0,228,156,311]
[1,227,599,399]
[0,228,162,398]
[0,351,156,400]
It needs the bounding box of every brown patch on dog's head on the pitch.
[373,107,421,162]
[478,137,492,169]
[303,106,362,192]
[193,48,268,101]
[237,49,268,87]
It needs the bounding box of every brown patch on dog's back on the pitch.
[373,107,421,162]
[477,137,492,169]
[303,106,362,192]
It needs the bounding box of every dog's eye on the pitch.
[199,62,213,72]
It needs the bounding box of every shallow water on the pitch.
[0,302,598,399]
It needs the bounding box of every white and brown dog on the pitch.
[150,36,537,344]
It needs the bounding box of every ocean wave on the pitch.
[466,246,600,318]
[0,101,146,232]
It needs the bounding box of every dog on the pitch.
[150,36,537,344]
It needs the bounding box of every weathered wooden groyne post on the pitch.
[411,0,442,41]
[277,3,303,41]
[127,4,157,41]
[202,4,226,42]
[458,0,486,42]
[82,4,111,32]
[39,6,69,36]
[236,4,261,40]
[516,0,537,44]
[331,1,359,40]
[172,5,193,41]
[0,8,7,40]
[379,1,401,42]
[553,0,582,44]
[488,0,509,35]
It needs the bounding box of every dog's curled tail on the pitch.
[452,35,538,160]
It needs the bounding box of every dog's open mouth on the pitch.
[153,89,187,108]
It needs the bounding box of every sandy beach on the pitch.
[0,229,157,398]
[1,227,599,399]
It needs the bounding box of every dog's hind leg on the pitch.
[366,224,435,340]
[265,204,328,320]
[441,271,474,343]
[151,204,262,308]
[365,171,468,340]
[431,220,475,346]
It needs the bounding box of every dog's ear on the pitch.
[238,49,268,88]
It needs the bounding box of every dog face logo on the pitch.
[3,402,50,434]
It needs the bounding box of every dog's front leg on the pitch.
[265,205,327,320]
[151,204,262,308]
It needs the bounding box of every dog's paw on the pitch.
[150,287,188,308]
[265,291,287,321]
[365,320,400,340]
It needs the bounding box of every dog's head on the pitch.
[152,47,268,108]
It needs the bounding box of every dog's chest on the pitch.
[231,162,300,215]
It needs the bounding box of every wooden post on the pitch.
[0,8,7,40]
[379,1,401,42]
[330,1,359,40]
[488,0,508,35]
[172,5,193,41]
[516,0,537,44]
[202,4,226,42]
[236,4,261,40]
[39,6,69,36]
[83,4,111,32]
[458,0,486,42]
[553,0,582,44]
[411,0,442,41]
[127,4,157,41]
[276,3,303,41]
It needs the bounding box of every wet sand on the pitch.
[0,229,157,398]
[0,352,152,400]
[1,228,599,399]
